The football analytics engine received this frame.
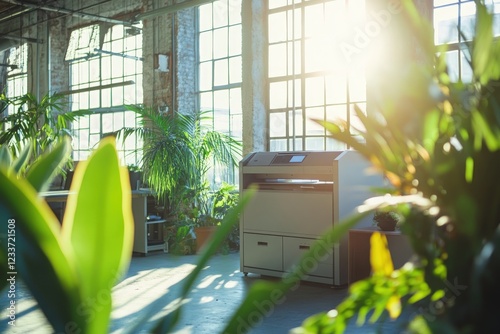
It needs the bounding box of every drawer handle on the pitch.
[299,245,310,250]
[257,241,268,246]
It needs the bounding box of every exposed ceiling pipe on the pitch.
[0,35,43,53]
[3,35,41,44]
[134,0,213,21]
[1,0,135,27]
[0,6,32,24]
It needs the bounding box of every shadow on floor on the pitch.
[0,251,413,333]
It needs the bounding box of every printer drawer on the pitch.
[283,237,333,278]
[243,233,283,272]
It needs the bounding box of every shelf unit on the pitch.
[131,190,166,255]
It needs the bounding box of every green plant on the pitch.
[212,183,240,252]
[171,225,197,255]
[293,1,500,333]
[0,131,357,333]
[373,210,400,231]
[0,92,89,169]
[167,183,240,254]
[0,137,133,333]
[0,132,259,332]
[117,105,241,216]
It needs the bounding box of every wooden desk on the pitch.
[348,227,413,284]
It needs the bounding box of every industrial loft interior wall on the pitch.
[0,0,268,165]
[0,0,435,168]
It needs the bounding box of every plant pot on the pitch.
[129,171,142,190]
[194,226,218,253]
[376,220,397,231]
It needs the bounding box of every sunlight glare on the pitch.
[197,274,222,289]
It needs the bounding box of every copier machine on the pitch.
[239,150,383,285]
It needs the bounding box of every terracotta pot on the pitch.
[194,226,218,253]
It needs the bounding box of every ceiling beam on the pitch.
[134,0,214,21]
[1,0,135,27]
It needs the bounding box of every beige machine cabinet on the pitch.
[243,234,283,271]
[283,237,334,278]
[240,151,384,286]
[132,190,166,255]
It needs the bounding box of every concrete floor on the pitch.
[0,251,411,333]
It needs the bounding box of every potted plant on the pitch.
[127,164,143,190]
[211,183,240,253]
[116,105,241,218]
[178,182,220,253]
[373,210,400,231]
[0,92,89,171]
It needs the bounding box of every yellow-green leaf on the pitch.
[26,138,71,192]
[386,295,402,319]
[370,232,394,276]
[0,166,84,332]
[62,137,134,333]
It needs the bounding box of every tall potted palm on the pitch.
[117,105,241,218]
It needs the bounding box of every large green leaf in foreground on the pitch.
[0,139,84,332]
[62,137,134,333]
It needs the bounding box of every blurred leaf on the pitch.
[148,187,255,333]
[431,289,445,301]
[12,143,32,175]
[26,138,71,192]
[386,295,401,319]
[473,2,495,84]
[370,232,395,276]
[0,145,12,169]
[471,110,500,151]
[0,164,84,332]
[62,137,133,333]
[408,315,433,334]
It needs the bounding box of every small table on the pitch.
[348,226,413,284]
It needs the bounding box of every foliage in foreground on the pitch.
[0,136,256,333]
[0,137,133,333]
[295,0,500,333]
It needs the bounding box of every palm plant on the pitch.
[0,92,89,164]
[118,105,241,216]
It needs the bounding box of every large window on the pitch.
[267,0,366,151]
[434,0,500,82]
[66,23,143,165]
[197,0,243,185]
[5,44,28,102]
[1,44,28,134]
